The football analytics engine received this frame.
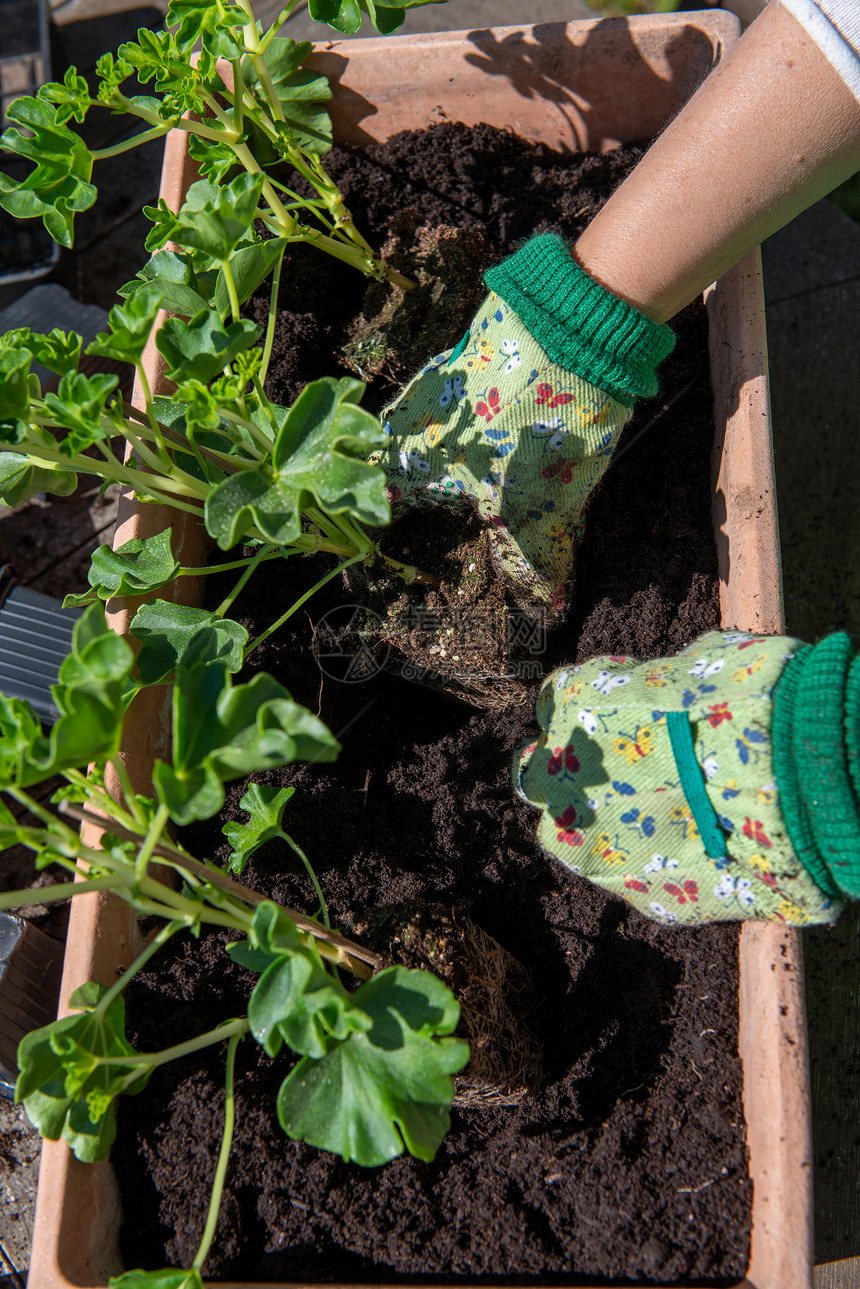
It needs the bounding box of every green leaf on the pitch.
[166,0,248,59]
[119,250,217,318]
[277,966,469,1166]
[0,348,33,422]
[307,0,362,33]
[117,28,190,90]
[142,197,180,253]
[43,372,118,455]
[38,68,92,125]
[222,781,295,875]
[1,326,81,380]
[0,96,96,248]
[16,984,150,1163]
[95,51,134,104]
[0,693,45,786]
[156,309,261,385]
[64,529,181,608]
[111,1269,204,1289]
[171,172,265,263]
[131,600,248,684]
[248,907,369,1061]
[168,381,226,443]
[29,329,82,377]
[204,377,389,550]
[0,604,135,789]
[306,0,433,34]
[49,604,136,763]
[0,451,77,509]
[152,663,339,825]
[86,288,162,367]
[187,133,240,186]
[242,39,333,155]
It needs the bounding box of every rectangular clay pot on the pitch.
[28,13,811,1289]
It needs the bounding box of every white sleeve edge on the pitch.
[778,0,860,106]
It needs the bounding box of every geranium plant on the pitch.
[0,0,442,660]
[0,605,469,1284]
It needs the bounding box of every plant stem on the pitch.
[244,551,365,658]
[193,1029,242,1272]
[220,258,242,323]
[250,375,280,439]
[0,875,123,911]
[135,802,171,881]
[283,831,329,928]
[230,58,244,134]
[259,244,285,387]
[220,409,279,456]
[97,919,181,1011]
[90,124,171,160]
[0,439,207,510]
[215,544,273,618]
[100,1016,249,1072]
[258,0,303,52]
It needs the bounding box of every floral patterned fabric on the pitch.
[374,292,633,618]
[514,630,842,925]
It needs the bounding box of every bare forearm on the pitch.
[574,1,860,324]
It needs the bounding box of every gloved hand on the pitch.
[373,234,675,624]
[514,629,860,925]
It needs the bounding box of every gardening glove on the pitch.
[514,629,860,926]
[374,234,675,622]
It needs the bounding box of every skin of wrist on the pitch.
[572,1,860,324]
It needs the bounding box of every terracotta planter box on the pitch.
[28,12,811,1289]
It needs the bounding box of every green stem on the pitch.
[283,831,328,928]
[231,59,244,134]
[134,363,168,457]
[97,919,181,1011]
[244,551,365,658]
[134,802,171,881]
[122,426,206,495]
[111,759,147,829]
[193,1029,242,1272]
[220,409,280,456]
[215,544,273,618]
[183,551,282,581]
[127,105,238,146]
[327,511,373,555]
[62,766,144,837]
[91,124,170,161]
[259,244,285,389]
[258,1,303,52]
[0,439,206,508]
[303,505,355,550]
[220,258,242,323]
[229,139,296,234]
[7,785,83,842]
[250,374,279,438]
[100,1016,249,1073]
[0,875,124,911]
[124,403,263,471]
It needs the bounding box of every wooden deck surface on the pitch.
[0,1,858,1286]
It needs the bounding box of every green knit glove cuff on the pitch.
[772,633,860,900]
[484,234,676,406]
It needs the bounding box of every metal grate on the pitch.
[0,913,64,1096]
[0,568,81,723]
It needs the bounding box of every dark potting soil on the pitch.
[112,125,750,1284]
